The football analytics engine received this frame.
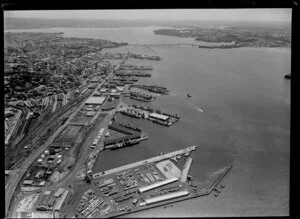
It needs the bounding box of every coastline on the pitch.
[5,26,290,217]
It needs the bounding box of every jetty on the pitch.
[118,105,179,127]
[93,146,197,178]
[180,158,193,182]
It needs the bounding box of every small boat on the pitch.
[187,93,192,98]
[284,74,291,79]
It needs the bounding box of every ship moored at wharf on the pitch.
[129,53,161,61]
[118,122,142,132]
[118,105,180,127]
[130,92,156,102]
[115,71,152,77]
[129,85,170,95]
[120,64,154,71]
[104,134,149,150]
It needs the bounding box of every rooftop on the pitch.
[85,96,106,105]
[149,113,169,121]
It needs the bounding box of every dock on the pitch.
[118,105,180,127]
[93,146,197,178]
[180,158,193,183]
[207,166,232,194]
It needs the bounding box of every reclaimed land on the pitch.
[153,26,291,48]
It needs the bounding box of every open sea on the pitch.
[6,26,290,216]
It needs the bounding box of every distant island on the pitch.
[154,26,291,48]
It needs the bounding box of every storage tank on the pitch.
[44,150,49,155]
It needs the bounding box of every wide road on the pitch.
[6,56,127,218]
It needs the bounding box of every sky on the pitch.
[4,9,291,22]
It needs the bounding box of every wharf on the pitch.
[180,158,192,182]
[93,146,197,178]
[129,96,155,102]
[119,106,180,126]
[105,165,232,218]
[104,135,149,149]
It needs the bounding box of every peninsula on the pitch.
[154,25,291,48]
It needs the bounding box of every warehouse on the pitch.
[138,177,178,193]
[85,96,106,105]
[148,113,169,121]
[140,190,189,206]
[53,189,69,211]
[54,188,65,198]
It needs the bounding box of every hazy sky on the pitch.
[5,9,291,22]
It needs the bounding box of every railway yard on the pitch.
[5,33,232,218]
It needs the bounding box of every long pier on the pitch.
[207,166,232,194]
[93,146,197,178]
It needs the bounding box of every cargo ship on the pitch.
[111,138,140,150]
[130,54,161,61]
[120,110,142,118]
[118,123,142,132]
[115,71,151,77]
[130,85,169,95]
[130,92,156,102]
[120,65,153,71]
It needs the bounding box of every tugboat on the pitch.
[284,74,291,79]
[187,93,192,98]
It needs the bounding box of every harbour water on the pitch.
[6,26,290,216]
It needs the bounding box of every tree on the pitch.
[84,175,91,184]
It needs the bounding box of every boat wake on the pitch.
[185,99,204,113]
[196,107,204,113]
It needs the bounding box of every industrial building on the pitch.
[23,180,34,186]
[36,188,69,212]
[85,96,106,105]
[53,189,69,211]
[140,190,189,206]
[138,177,178,193]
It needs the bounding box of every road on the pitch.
[6,57,127,218]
